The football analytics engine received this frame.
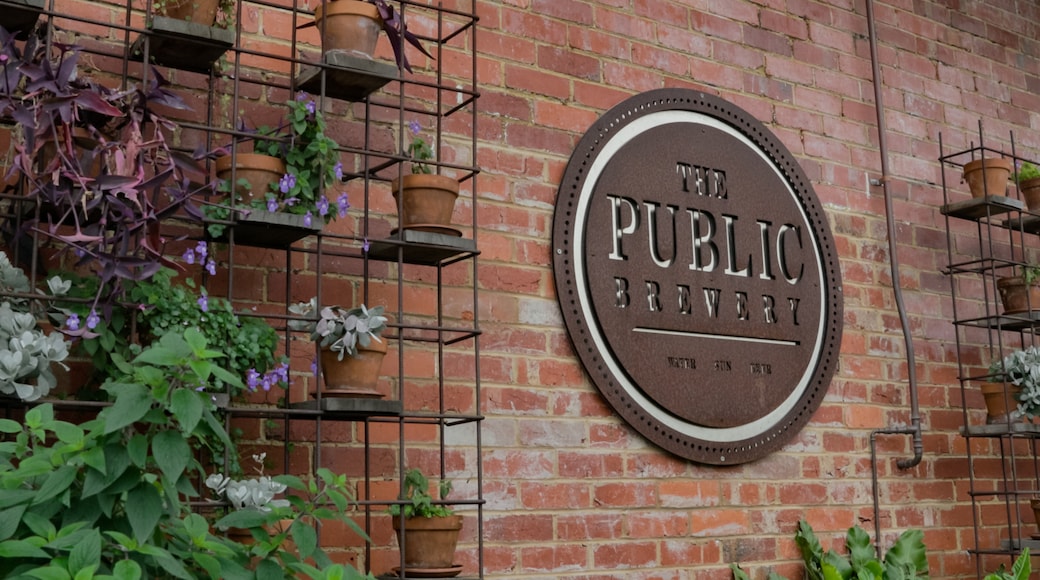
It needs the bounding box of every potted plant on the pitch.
[210,92,349,237]
[985,547,1030,580]
[0,26,218,315]
[963,156,1013,199]
[312,0,431,72]
[152,0,235,28]
[1017,161,1040,211]
[391,120,460,232]
[996,263,1040,314]
[388,468,463,575]
[0,250,71,402]
[0,328,375,578]
[730,519,927,580]
[289,299,388,398]
[989,345,1040,423]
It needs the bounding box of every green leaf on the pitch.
[51,421,84,445]
[0,504,27,541]
[883,528,927,579]
[126,484,162,544]
[0,489,37,508]
[127,434,148,469]
[183,512,209,540]
[847,525,875,572]
[111,559,142,580]
[191,553,221,578]
[1012,547,1032,580]
[170,388,203,433]
[74,565,98,580]
[68,529,101,573]
[0,418,22,433]
[152,430,190,483]
[0,538,51,558]
[23,511,57,539]
[183,327,207,353]
[256,559,284,580]
[101,384,152,434]
[32,466,78,505]
[25,566,71,580]
[81,445,106,473]
[214,510,269,530]
[292,520,317,560]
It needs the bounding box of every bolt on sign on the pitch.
[552,89,843,465]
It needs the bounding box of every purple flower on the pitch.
[334,162,343,181]
[66,313,80,331]
[279,173,296,194]
[197,295,208,312]
[86,309,100,330]
[195,386,206,392]
[337,193,350,218]
[246,368,261,391]
[182,248,196,265]
[296,91,309,102]
[317,195,329,217]
[206,259,217,276]
[409,120,421,136]
[267,197,278,212]
[362,238,370,253]
[275,363,289,383]
[304,211,313,227]
[306,100,316,116]
[284,197,299,207]
[195,241,208,260]
[311,358,318,377]
[261,376,273,392]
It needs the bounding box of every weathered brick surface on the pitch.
[8,0,1040,577]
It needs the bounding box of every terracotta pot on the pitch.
[319,339,388,398]
[391,174,460,227]
[392,514,463,569]
[225,518,295,550]
[963,157,1012,199]
[215,153,285,204]
[314,0,382,58]
[980,383,1022,424]
[996,276,1040,313]
[1020,176,1040,211]
[158,0,221,26]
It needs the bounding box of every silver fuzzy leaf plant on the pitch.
[0,251,71,401]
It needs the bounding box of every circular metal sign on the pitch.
[552,89,843,465]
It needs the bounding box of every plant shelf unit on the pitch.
[942,130,1040,576]
[0,1,483,577]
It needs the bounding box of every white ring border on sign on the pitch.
[572,109,827,443]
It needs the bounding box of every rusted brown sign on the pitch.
[552,89,843,465]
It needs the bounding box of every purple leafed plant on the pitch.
[0,24,218,313]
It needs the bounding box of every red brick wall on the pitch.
[21,0,1040,578]
[472,1,1040,578]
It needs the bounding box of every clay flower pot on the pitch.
[980,383,1022,425]
[215,153,285,204]
[318,339,388,398]
[963,157,1012,199]
[1020,176,1040,211]
[391,174,460,228]
[158,0,221,26]
[997,276,1040,314]
[392,514,463,571]
[314,0,382,58]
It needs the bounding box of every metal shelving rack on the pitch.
[941,127,1040,578]
[0,0,483,577]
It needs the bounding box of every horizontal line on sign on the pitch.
[633,326,800,346]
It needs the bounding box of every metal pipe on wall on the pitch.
[863,0,923,551]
